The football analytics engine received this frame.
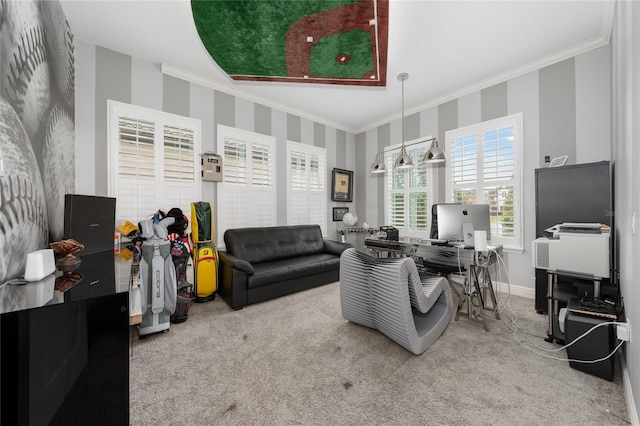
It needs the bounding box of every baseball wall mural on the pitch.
[0,0,75,283]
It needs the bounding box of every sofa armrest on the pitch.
[219,251,255,275]
[323,239,352,256]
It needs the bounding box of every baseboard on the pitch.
[494,280,535,299]
[446,275,534,299]
[621,351,640,425]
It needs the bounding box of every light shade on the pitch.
[423,139,446,163]
[369,152,386,173]
[395,146,414,169]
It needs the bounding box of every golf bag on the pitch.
[191,201,218,302]
[138,218,177,336]
[166,207,195,323]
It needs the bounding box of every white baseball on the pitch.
[40,0,74,108]
[0,97,49,283]
[43,103,74,241]
[0,0,50,141]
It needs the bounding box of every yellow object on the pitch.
[194,244,218,301]
[118,246,133,261]
[190,202,218,302]
[117,220,138,236]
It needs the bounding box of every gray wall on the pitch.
[355,45,612,293]
[74,41,356,238]
[612,0,640,420]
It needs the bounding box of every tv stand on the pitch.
[545,270,606,344]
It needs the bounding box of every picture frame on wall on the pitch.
[332,207,349,222]
[331,168,353,202]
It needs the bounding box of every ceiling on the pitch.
[60,0,614,134]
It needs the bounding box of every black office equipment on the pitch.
[564,301,616,381]
[534,161,614,313]
[379,226,399,241]
[64,194,117,256]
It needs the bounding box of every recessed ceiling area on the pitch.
[191,0,389,86]
[60,0,614,133]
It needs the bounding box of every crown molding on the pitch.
[355,34,612,135]
[165,22,613,138]
[161,64,356,134]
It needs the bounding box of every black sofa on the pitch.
[218,225,351,309]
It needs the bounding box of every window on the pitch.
[217,125,276,247]
[384,139,432,237]
[445,113,523,250]
[286,141,327,234]
[108,101,200,225]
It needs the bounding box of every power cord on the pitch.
[487,247,626,364]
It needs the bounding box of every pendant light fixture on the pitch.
[369,152,386,173]
[423,138,446,163]
[394,72,413,170]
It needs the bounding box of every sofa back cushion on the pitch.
[224,225,325,264]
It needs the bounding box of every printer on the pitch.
[532,223,610,278]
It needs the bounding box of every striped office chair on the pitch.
[339,248,454,355]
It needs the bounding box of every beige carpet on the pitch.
[130,282,629,425]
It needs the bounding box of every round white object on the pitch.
[0,98,49,283]
[342,212,358,227]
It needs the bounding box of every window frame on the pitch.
[444,112,523,251]
[383,138,434,238]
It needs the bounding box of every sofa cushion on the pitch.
[247,253,340,289]
[224,225,324,264]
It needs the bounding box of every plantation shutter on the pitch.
[445,113,522,249]
[407,146,428,231]
[286,141,327,234]
[384,141,430,236]
[109,101,201,226]
[387,152,405,229]
[483,125,515,238]
[162,125,197,218]
[116,115,156,223]
[217,125,276,248]
[450,134,478,204]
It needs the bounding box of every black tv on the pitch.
[534,161,614,312]
[63,194,116,255]
[535,161,612,238]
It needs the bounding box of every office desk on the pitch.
[363,237,502,331]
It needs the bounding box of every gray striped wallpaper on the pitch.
[75,40,611,290]
[356,45,611,290]
[75,41,356,237]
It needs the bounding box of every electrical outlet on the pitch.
[616,322,631,342]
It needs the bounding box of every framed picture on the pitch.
[331,168,353,202]
[333,207,349,222]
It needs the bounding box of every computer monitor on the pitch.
[436,204,491,245]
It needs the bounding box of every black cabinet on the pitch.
[534,161,614,313]
[0,252,129,425]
